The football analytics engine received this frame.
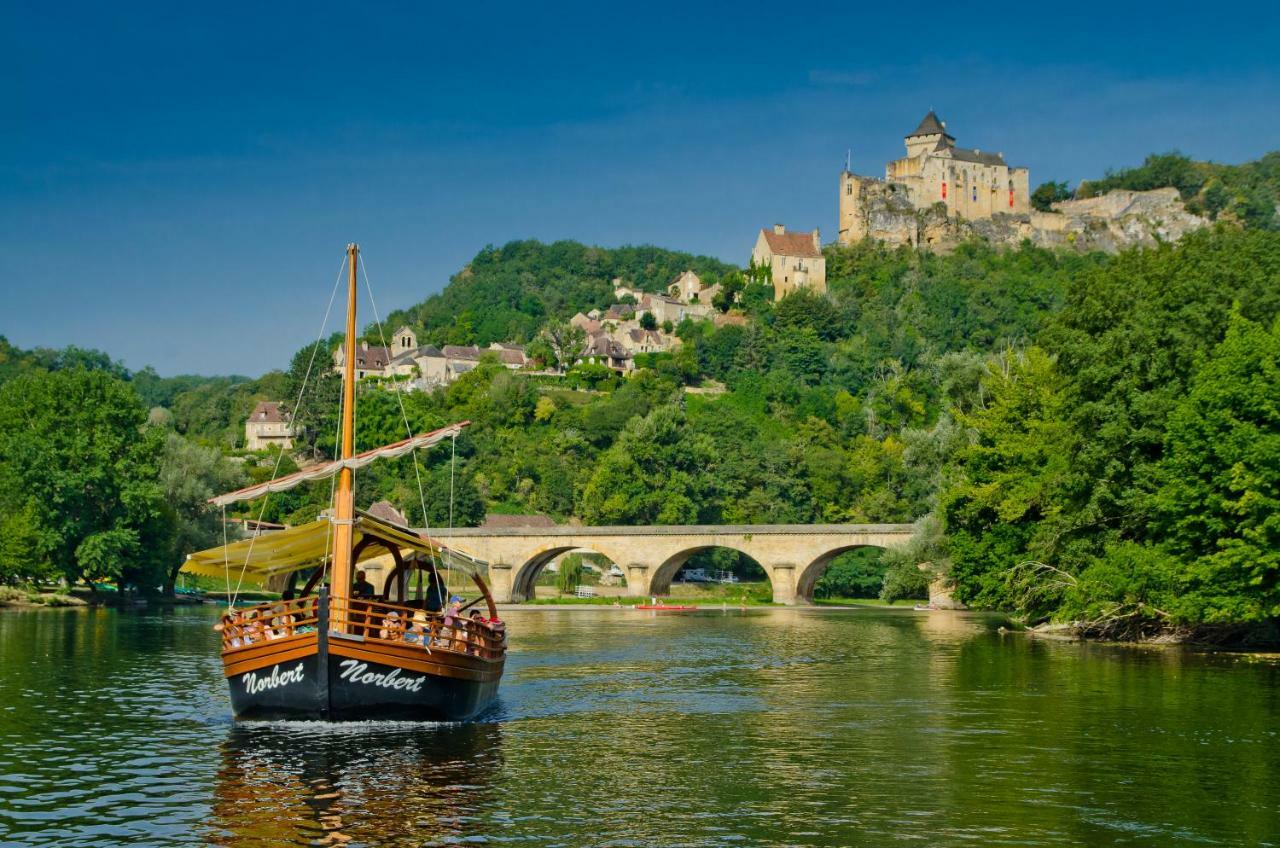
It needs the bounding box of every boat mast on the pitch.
[330,243,359,628]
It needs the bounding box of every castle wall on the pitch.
[841,119,1032,245]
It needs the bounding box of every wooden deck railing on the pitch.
[333,596,507,661]
[219,595,507,661]
[218,596,320,652]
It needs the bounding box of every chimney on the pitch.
[361,340,369,351]
[811,228,821,251]
[773,223,785,235]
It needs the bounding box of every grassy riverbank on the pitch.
[0,586,85,607]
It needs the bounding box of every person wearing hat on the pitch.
[405,610,430,647]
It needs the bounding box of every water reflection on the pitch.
[1,606,1277,847]
[209,721,503,846]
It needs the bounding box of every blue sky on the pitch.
[4,1,1279,376]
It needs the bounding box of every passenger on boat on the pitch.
[352,570,376,598]
[437,598,464,649]
[214,619,246,649]
[404,614,430,648]
[467,610,486,655]
[242,611,265,644]
[269,591,296,638]
[378,610,404,641]
[487,616,506,647]
[425,573,445,613]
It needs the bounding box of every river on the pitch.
[0,605,1276,846]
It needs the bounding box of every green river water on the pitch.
[0,605,1277,846]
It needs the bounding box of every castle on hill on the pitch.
[838,111,1031,245]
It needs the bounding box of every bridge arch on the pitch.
[794,544,890,603]
[649,544,763,596]
[510,544,626,601]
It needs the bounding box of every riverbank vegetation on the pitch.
[1,195,1276,640]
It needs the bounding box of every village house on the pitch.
[244,401,296,451]
[638,292,710,325]
[413,342,527,388]
[616,327,670,354]
[569,312,603,336]
[613,280,644,302]
[332,340,393,379]
[751,223,826,299]
[602,304,634,323]
[668,270,703,302]
[699,282,724,307]
[580,333,633,372]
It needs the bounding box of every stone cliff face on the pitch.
[843,182,1209,253]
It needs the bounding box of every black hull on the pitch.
[228,654,500,722]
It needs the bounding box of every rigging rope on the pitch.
[228,254,346,606]
[357,253,453,602]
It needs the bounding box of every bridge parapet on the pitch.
[422,523,918,604]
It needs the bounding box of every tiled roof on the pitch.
[442,345,483,361]
[908,110,952,139]
[354,346,391,369]
[366,500,408,526]
[250,401,290,423]
[583,334,631,359]
[760,229,822,259]
[944,146,1008,167]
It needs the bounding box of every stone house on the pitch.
[668,270,703,302]
[488,342,528,368]
[244,401,296,451]
[333,341,393,379]
[751,224,826,299]
[699,282,724,307]
[615,327,671,355]
[580,333,633,372]
[612,278,644,302]
[570,312,603,336]
[638,292,710,325]
[413,342,527,388]
[603,304,634,323]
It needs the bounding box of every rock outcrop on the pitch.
[842,181,1209,253]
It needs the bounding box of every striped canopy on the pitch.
[181,511,486,582]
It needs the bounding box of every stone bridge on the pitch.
[423,524,917,605]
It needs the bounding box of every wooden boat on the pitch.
[182,244,505,721]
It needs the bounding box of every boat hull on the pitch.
[223,633,503,722]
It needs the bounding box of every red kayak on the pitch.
[635,604,698,611]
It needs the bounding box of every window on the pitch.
[846,183,852,195]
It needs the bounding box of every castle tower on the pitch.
[838,110,1032,247]
[903,110,954,159]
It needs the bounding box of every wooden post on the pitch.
[330,243,359,631]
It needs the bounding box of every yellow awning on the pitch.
[181,511,486,582]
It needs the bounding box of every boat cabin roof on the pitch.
[181,510,487,582]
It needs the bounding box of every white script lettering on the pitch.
[243,663,305,695]
[337,659,426,692]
